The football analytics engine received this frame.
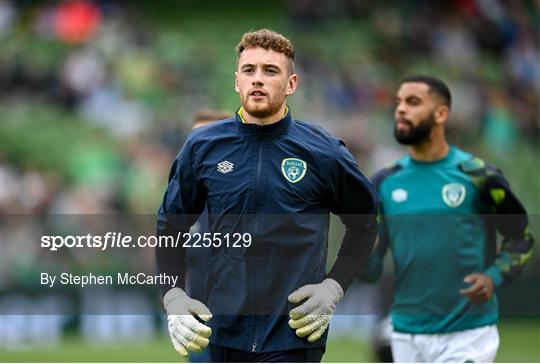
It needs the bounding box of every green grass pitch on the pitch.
[1,318,538,362]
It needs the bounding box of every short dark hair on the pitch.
[400,75,452,109]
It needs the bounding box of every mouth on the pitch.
[249,90,267,100]
[396,118,412,130]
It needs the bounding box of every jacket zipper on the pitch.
[251,132,264,353]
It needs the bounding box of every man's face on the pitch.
[394,82,438,145]
[235,47,296,119]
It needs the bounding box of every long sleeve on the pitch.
[326,140,379,292]
[359,165,400,283]
[482,170,535,288]
[361,214,389,283]
[155,138,206,296]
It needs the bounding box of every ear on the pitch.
[234,71,239,93]
[434,104,449,125]
[286,73,298,96]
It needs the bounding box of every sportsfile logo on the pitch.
[217,160,234,174]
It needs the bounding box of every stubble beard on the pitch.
[241,92,286,119]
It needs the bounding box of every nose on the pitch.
[395,101,406,116]
[251,68,264,86]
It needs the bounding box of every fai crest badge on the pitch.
[281,158,307,183]
[442,183,466,208]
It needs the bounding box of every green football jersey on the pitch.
[364,146,534,334]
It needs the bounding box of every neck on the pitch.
[409,134,449,162]
[241,104,287,125]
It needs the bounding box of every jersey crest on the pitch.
[442,183,466,208]
[281,158,307,183]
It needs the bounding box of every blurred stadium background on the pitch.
[1,0,539,362]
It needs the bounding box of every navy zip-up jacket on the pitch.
[156,109,378,352]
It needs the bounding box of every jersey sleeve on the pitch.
[482,169,535,288]
[155,138,207,296]
[325,140,379,292]
[359,166,398,283]
[361,212,389,283]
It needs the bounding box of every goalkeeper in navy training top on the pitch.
[156,29,379,362]
[363,75,535,363]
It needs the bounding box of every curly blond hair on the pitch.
[236,29,295,73]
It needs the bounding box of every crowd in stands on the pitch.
[2,0,538,217]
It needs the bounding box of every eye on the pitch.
[407,97,420,105]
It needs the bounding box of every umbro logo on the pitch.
[392,188,408,203]
[217,160,234,174]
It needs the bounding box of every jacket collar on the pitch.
[235,106,292,136]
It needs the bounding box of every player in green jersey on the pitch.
[364,75,535,362]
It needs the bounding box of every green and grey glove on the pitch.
[288,278,344,342]
[163,288,213,356]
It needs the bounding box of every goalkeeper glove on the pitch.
[163,287,213,356]
[288,278,344,342]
